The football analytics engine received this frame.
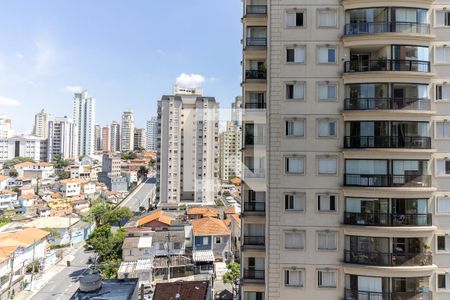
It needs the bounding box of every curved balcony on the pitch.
[344,136,431,149]
[344,59,430,73]
[344,250,432,266]
[344,289,432,300]
[344,22,430,36]
[344,98,430,111]
[344,212,432,227]
[344,174,431,187]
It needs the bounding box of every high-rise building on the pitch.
[94,124,102,151]
[146,117,158,150]
[0,115,13,139]
[241,1,450,299]
[157,86,219,207]
[110,121,121,152]
[121,109,135,152]
[231,96,242,126]
[102,126,110,152]
[32,109,52,139]
[219,121,241,181]
[98,153,128,192]
[73,91,96,157]
[47,116,78,161]
[134,128,146,150]
[0,135,47,163]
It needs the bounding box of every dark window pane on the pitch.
[296,13,304,26]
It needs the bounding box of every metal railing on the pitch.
[344,98,430,111]
[344,174,431,187]
[244,102,266,109]
[344,250,432,266]
[246,5,267,15]
[246,37,267,47]
[344,59,430,73]
[344,21,431,35]
[243,236,265,246]
[244,202,265,212]
[245,70,266,80]
[344,212,432,226]
[344,136,431,149]
[243,269,265,280]
[344,289,432,300]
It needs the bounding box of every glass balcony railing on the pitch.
[246,37,267,47]
[244,102,266,109]
[344,136,431,149]
[344,174,431,187]
[246,5,267,15]
[244,202,265,213]
[243,269,265,280]
[344,98,430,111]
[243,236,265,246]
[344,59,430,73]
[344,250,432,266]
[344,289,432,300]
[245,70,266,80]
[344,212,432,226]
[344,21,430,35]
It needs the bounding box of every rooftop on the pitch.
[187,207,219,218]
[23,216,80,229]
[153,280,209,300]
[192,217,230,236]
[137,210,174,227]
[70,278,138,300]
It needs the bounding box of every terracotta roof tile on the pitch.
[187,207,219,217]
[192,217,230,236]
[137,210,174,226]
[154,281,209,300]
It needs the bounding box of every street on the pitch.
[29,246,92,300]
[118,176,156,212]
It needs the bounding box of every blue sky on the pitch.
[0,0,242,133]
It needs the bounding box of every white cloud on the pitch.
[0,96,20,106]
[175,73,205,88]
[65,85,83,93]
[16,53,24,59]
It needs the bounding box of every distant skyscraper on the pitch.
[219,121,242,181]
[47,116,78,161]
[110,121,121,152]
[146,117,158,150]
[0,115,13,139]
[33,109,52,139]
[102,126,110,152]
[231,96,242,126]
[134,128,146,150]
[157,86,219,207]
[94,124,102,151]
[73,90,96,157]
[121,109,135,152]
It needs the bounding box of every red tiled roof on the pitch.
[192,217,230,236]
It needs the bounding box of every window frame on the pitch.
[436,235,450,253]
[317,193,338,213]
[317,45,338,64]
[437,196,450,215]
[435,46,450,65]
[317,269,338,288]
[317,119,338,138]
[435,10,450,27]
[436,84,450,101]
[284,268,305,288]
[435,120,450,139]
[317,81,338,102]
[284,192,306,212]
[285,82,306,101]
[286,45,306,64]
[437,273,450,292]
[284,230,306,250]
[285,156,306,175]
[316,8,338,28]
[285,119,306,138]
[317,155,338,176]
[435,158,450,177]
[286,9,306,28]
[317,231,338,251]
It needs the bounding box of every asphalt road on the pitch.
[30,247,92,300]
[118,176,156,212]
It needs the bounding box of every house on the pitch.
[187,207,220,220]
[121,171,138,187]
[22,216,84,245]
[0,176,10,192]
[118,236,154,283]
[191,217,231,271]
[12,177,33,188]
[0,191,18,210]
[59,179,96,198]
[136,210,174,229]
[14,162,54,180]
[70,277,139,300]
[18,193,38,208]
[46,200,72,217]
[71,199,90,216]
[153,281,210,300]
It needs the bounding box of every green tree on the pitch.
[137,166,148,178]
[8,169,18,178]
[53,154,69,169]
[56,170,70,180]
[223,262,240,299]
[3,157,34,169]
[103,207,132,226]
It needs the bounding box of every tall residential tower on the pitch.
[73,91,96,157]
[121,109,135,152]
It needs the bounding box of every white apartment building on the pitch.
[47,116,78,161]
[121,109,135,152]
[241,1,450,300]
[73,90,96,157]
[134,128,146,150]
[0,135,47,163]
[146,117,158,150]
[0,115,13,139]
[33,109,52,139]
[157,86,219,208]
[219,121,242,181]
[110,121,121,152]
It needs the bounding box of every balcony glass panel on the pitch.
[246,92,266,109]
[246,27,267,47]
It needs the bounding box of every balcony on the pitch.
[344,212,432,227]
[244,102,266,109]
[344,174,431,187]
[243,202,265,214]
[344,98,430,111]
[344,22,430,36]
[243,169,265,179]
[344,289,432,300]
[246,37,267,47]
[243,236,265,246]
[245,135,265,146]
[344,136,431,149]
[344,59,430,73]
[344,250,432,266]
[243,269,265,280]
[245,5,267,16]
[245,70,266,80]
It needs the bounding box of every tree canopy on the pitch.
[223,262,240,299]
[3,157,34,169]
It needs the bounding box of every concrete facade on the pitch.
[73,91,96,157]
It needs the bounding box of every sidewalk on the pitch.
[15,243,85,300]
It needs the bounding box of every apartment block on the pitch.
[0,135,47,163]
[94,124,102,151]
[0,115,13,139]
[121,109,135,152]
[146,116,158,150]
[102,126,110,152]
[47,116,78,161]
[156,86,219,208]
[33,109,52,139]
[219,121,242,181]
[110,121,121,152]
[241,1,450,299]
[134,128,146,150]
[73,91,96,156]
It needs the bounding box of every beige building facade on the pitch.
[241,0,450,299]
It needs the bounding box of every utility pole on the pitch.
[167,232,171,281]
[30,239,36,290]
[7,251,15,300]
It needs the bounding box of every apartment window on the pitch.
[318,119,337,137]
[437,197,450,213]
[215,237,222,244]
[317,270,337,288]
[318,157,337,175]
[318,46,336,64]
[436,159,450,176]
[287,11,304,27]
[318,83,337,101]
[436,47,450,64]
[285,269,304,287]
[285,120,305,137]
[317,9,337,27]
[318,194,337,212]
[286,47,305,63]
[437,236,450,251]
[436,121,450,138]
[317,231,337,250]
[437,84,450,100]
[438,274,450,290]
[436,10,450,26]
[285,231,305,249]
[285,193,306,211]
[285,157,305,174]
[286,83,305,100]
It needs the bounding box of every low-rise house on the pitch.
[0,176,10,192]
[18,186,34,196]
[121,171,138,187]
[136,210,174,229]
[118,236,154,283]
[18,193,38,208]
[47,200,72,217]
[102,191,121,204]
[11,177,33,188]
[229,214,241,260]
[59,179,96,198]
[187,207,219,220]
[22,216,84,245]
[0,191,18,210]
[14,162,54,180]
[153,281,210,300]
[71,199,90,216]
